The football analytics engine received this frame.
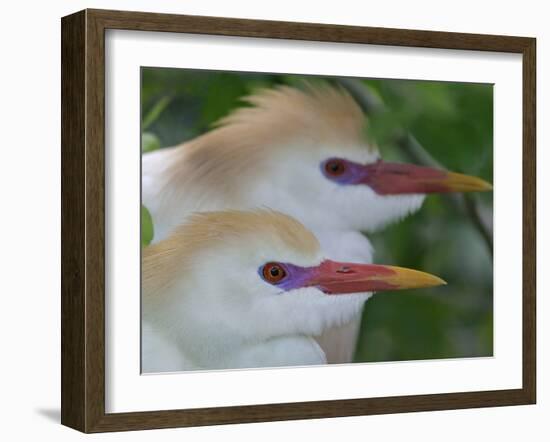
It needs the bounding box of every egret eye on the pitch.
[262,262,287,284]
[324,159,346,177]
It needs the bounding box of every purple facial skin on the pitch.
[258,261,401,294]
[320,157,485,195]
[258,263,319,292]
[321,158,369,186]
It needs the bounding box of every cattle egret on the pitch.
[142,210,445,372]
[142,83,491,363]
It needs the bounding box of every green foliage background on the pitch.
[141,68,493,363]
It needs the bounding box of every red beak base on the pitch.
[360,162,493,195]
[306,260,446,295]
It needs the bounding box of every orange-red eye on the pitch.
[324,159,346,176]
[262,262,287,284]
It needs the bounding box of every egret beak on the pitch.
[359,161,492,195]
[305,260,446,295]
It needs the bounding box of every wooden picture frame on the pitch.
[61,8,536,433]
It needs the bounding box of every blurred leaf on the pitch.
[141,205,154,247]
[366,110,406,147]
[355,292,455,362]
[141,132,161,153]
[143,95,173,130]
[199,74,248,128]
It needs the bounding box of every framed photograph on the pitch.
[61,9,536,433]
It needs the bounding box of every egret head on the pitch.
[142,210,445,344]
[172,83,491,234]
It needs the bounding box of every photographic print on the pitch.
[140,69,494,373]
[61,10,535,431]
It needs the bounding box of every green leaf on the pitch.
[142,95,173,130]
[141,132,161,153]
[365,110,408,148]
[199,74,248,128]
[141,205,154,247]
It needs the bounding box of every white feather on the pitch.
[142,212,370,372]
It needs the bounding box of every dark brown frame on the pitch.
[61,8,536,433]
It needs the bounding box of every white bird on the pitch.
[142,83,491,363]
[141,210,445,372]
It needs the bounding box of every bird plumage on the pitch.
[142,210,444,372]
[142,82,380,241]
[142,210,359,372]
